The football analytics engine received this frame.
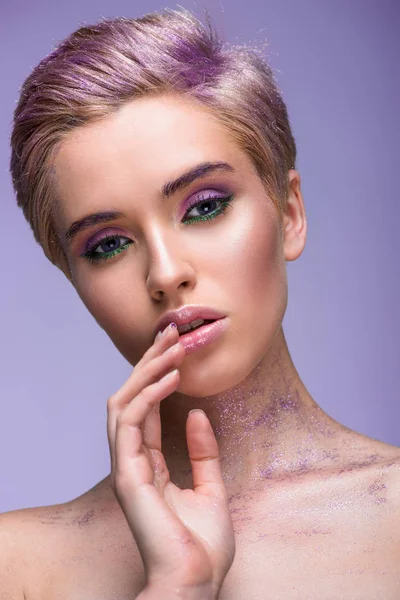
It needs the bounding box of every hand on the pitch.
[107,323,235,599]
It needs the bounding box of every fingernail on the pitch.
[156,322,177,342]
[189,409,206,417]
[164,322,177,336]
[159,369,178,384]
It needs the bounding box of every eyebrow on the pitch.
[64,161,235,248]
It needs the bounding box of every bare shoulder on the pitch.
[342,429,400,480]
[0,508,35,599]
[0,501,94,598]
[0,496,140,599]
[353,433,400,475]
[317,428,400,528]
[340,432,400,523]
[363,439,400,565]
[372,439,400,505]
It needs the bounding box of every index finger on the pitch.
[112,323,180,410]
[114,368,179,485]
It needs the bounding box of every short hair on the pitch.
[10,7,297,280]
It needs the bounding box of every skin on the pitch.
[52,93,333,502]
[3,94,399,599]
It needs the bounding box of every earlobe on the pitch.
[282,170,307,262]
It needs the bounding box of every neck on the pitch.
[160,328,341,498]
[96,328,345,506]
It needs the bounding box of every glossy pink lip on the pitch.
[179,317,228,355]
[153,305,226,342]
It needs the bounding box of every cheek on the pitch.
[238,203,288,346]
[175,201,288,396]
[207,199,287,310]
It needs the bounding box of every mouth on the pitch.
[153,305,227,342]
[152,305,228,355]
[177,317,228,355]
[176,318,216,335]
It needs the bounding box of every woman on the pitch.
[3,6,399,599]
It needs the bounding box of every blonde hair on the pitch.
[10,7,296,280]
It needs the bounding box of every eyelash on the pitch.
[81,194,235,264]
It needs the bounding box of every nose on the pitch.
[145,231,196,302]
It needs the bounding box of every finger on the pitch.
[138,323,180,369]
[114,368,180,486]
[129,340,184,451]
[148,447,171,493]
[113,324,180,411]
[107,332,183,475]
[113,370,185,558]
[186,410,226,499]
[142,400,161,451]
[114,368,202,569]
[143,403,172,493]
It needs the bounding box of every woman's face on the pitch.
[53,94,302,397]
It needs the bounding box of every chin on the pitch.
[174,353,255,398]
[176,322,283,398]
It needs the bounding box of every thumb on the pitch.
[186,409,226,497]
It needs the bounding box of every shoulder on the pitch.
[374,443,400,506]
[369,446,400,569]
[323,431,400,523]
[0,501,85,598]
[359,436,400,483]
[323,435,400,572]
[348,436,400,533]
[335,428,400,474]
[0,496,139,599]
[345,433,400,492]
[0,509,34,598]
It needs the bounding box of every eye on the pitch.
[182,194,234,224]
[81,234,132,264]
[81,193,235,265]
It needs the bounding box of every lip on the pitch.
[153,304,226,342]
[179,317,228,355]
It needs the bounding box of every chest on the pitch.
[220,520,397,599]
[30,508,398,600]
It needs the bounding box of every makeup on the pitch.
[179,317,228,355]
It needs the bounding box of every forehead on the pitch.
[53,94,254,225]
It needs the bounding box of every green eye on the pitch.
[82,194,234,264]
[82,235,132,264]
[183,195,234,224]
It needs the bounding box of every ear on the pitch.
[282,170,307,262]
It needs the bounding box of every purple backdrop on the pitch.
[1,0,399,513]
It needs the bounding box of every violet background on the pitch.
[1,0,399,513]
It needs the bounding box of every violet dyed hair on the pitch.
[10,7,296,281]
